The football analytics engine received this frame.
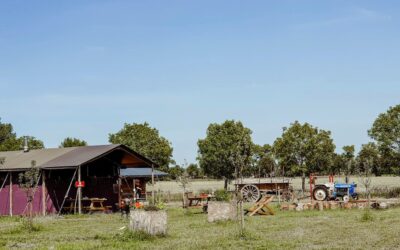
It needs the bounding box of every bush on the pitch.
[214,189,231,202]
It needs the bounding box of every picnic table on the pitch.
[66,198,111,213]
[184,193,216,212]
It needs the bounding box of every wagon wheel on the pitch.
[241,185,260,202]
[281,190,294,202]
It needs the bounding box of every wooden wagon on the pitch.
[235,180,293,202]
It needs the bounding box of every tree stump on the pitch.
[207,201,236,222]
[318,201,324,211]
[129,210,167,236]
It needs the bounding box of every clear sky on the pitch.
[1,1,399,165]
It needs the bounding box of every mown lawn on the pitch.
[0,206,399,250]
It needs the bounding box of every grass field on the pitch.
[149,176,400,194]
[1,206,400,249]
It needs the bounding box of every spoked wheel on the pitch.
[241,185,260,202]
[282,190,294,202]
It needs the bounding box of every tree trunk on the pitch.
[224,178,228,190]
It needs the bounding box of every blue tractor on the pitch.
[313,182,358,202]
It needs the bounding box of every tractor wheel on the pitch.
[241,185,260,202]
[313,186,328,201]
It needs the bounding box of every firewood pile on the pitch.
[280,200,390,211]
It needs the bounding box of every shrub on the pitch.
[143,205,159,211]
[214,189,231,202]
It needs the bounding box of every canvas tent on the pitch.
[0,144,158,216]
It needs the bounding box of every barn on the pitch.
[0,144,160,216]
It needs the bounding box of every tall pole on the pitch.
[42,170,47,216]
[9,172,13,217]
[151,164,155,205]
[78,165,82,215]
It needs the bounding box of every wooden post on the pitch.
[118,177,121,208]
[278,187,281,205]
[151,164,155,205]
[78,165,82,215]
[9,172,12,217]
[42,170,47,216]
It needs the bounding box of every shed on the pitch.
[0,144,159,216]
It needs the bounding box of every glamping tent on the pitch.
[0,144,159,216]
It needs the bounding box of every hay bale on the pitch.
[129,210,167,236]
[207,201,236,222]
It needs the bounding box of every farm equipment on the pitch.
[235,179,293,202]
[311,174,358,202]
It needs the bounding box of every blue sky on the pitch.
[0,1,399,164]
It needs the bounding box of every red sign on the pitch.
[75,181,85,188]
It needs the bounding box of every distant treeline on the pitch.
[1,104,399,182]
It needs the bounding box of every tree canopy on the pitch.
[109,122,173,172]
[369,105,400,153]
[273,121,336,176]
[168,165,185,180]
[0,119,44,151]
[369,104,400,174]
[357,142,381,176]
[186,163,201,178]
[197,120,253,189]
[251,144,277,177]
[60,137,88,148]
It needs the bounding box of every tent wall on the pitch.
[0,173,58,216]
[0,178,10,215]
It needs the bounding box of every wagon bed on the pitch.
[235,180,293,202]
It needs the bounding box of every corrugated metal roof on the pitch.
[120,168,168,177]
[0,144,157,171]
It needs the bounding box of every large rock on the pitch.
[129,210,167,236]
[207,201,237,222]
